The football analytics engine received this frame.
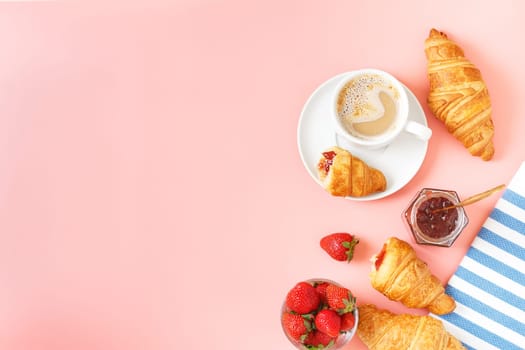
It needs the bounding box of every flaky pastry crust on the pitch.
[370,237,455,315]
[317,146,386,197]
[425,28,495,160]
[357,304,465,350]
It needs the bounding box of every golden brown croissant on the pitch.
[357,304,465,350]
[425,28,495,161]
[317,146,386,197]
[370,237,455,315]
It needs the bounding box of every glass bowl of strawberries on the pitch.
[281,278,358,349]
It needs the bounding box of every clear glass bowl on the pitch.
[280,278,359,349]
[403,188,469,247]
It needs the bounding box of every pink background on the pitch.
[1,1,524,349]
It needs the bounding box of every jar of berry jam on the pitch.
[403,188,469,247]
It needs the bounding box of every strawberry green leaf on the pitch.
[342,294,356,314]
[306,339,335,350]
[300,333,309,343]
[336,291,356,314]
[341,237,359,262]
[303,318,313,332]
[302,313,314,321]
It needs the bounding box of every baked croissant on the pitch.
[357,304,465,350]
[425,28,495,161]
[370,237,455,315]
[317,146,386,197]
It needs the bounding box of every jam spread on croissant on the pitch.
[374,246,386,270]
[416,197,458,238]
[318,151,336,173]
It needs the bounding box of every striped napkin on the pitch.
[432,162,525,350]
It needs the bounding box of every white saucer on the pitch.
[297,72,430,201]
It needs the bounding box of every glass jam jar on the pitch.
[403,188,469,247]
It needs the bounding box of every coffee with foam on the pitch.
[336,74,400,138]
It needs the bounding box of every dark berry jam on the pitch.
[416,196,459,239]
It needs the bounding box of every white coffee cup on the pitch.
[332,69,431,149]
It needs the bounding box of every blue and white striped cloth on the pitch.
[432,162,525,350]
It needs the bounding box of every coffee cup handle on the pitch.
[404,120,432,141]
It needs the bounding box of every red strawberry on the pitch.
[320,233,359,262]
[314,309,341,338]
[286,282,320,314]
[304,330,335,348]
[326,284,356,314]
[340,312,356,331]
[282,312,312,342]
[314,282,330,304]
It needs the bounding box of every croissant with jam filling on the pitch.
[370,237,456,315]
[317,146,386,197]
